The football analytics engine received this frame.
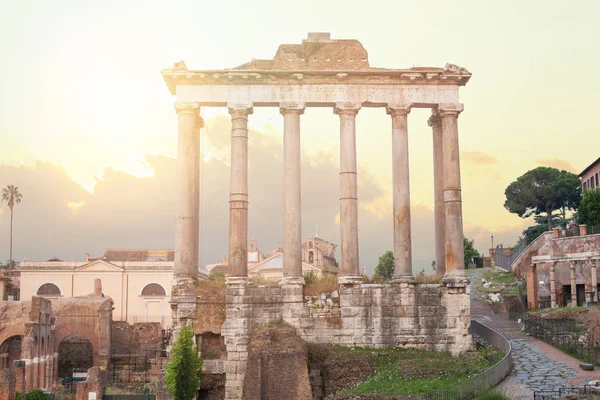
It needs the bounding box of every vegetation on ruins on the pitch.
[304,271,338,296]
[1,184,23,269]
[16,390,52,400]
[374,250,394,280]
[165,324,203,400]
[578,187,600,226]
[335,344,503,396]
[504,167,581,230]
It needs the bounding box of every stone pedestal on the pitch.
[75,367,106,400]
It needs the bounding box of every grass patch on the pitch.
[475,390,511,400]
[196,271,227,291]
[304,272,339,297]
[337,344,503,396]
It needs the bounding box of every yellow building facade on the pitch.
[19,257,178,326]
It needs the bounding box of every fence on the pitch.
[415,320,512,399]
[534,385,600,399]
[524,316,600,365]
[492,239,527,271]
[588,224,600,235]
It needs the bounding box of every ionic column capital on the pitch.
[175,102,204,128]
[280,102,305,115]
[386,103,412,116]
[334,102,361,116]
[174,101,200,114]
[428,110,442,127]
[227,103,254,119]
[437,103,464,117]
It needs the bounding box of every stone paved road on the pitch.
[510,338,577,392]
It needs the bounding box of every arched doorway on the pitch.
[0,335,22,369]
[57,335,93,379]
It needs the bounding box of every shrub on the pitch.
[304,273,339,297]
[23,390,51,400]
[165,324,203,400]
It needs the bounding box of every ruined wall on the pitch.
[514,232,600,305]
[0,297,56,393]
[220,281,471,400]
[52,297,113,374]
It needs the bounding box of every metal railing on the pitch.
[493,239,527,271]
[534,385,600,399]
[415,320,512,399]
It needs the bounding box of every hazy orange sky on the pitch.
[1,0,599,272]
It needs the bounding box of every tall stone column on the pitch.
[593,259,599,303]
[570,261,577,306]
[550,262,557,308]
[227,105,253,285]
[439,104,466,282]
[281,102,305,285]
[387,104,414,282]
[429,111,446,275]
[174,102,203,279]
[335,103,362,285]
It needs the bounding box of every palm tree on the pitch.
[1,185,23,268]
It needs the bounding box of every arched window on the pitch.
[309,251,314,263]
[309,242,313,249]
[141,283,167,296]
[37,283,61,296]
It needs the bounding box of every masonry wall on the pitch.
[220,282,471,400]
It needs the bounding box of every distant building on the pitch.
[19,249,208,326]
[580,156,600,191]
[207,237,340,279]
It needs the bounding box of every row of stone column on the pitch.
[173,102,466,284]
[548,259,600,308]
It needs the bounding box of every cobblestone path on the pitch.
[510,338,578,392]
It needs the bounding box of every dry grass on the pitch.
[250,275,279,285]
[304,273,339,297]
[196,271,227,291]
[416,273,443,284]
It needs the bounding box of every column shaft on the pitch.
[281,103,305,284]
[550,263,556,308]
[593,260,599,302]
[440,104,465,279]
[336,103,361,283]
[388,105,414,282]
[570,262,577,306]
[429,113,446,275]
[228,106,253,282]
[174,102,202,279]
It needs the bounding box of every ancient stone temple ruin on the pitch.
[162,33,472,399]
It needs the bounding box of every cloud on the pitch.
[536,158,577,173]
[0,117,514,275]
[461,151,498,165]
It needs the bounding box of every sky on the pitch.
[1,0,599,274]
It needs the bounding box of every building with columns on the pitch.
[163,32,471,288]
[164,33,473,400]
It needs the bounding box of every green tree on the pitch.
[520,224,548,245]
[1,185,23,267]
[504,167,581,231]
[165,324,203,400]
[579,188,600,226]
[374,250,394,280]
[463,238,481,267]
